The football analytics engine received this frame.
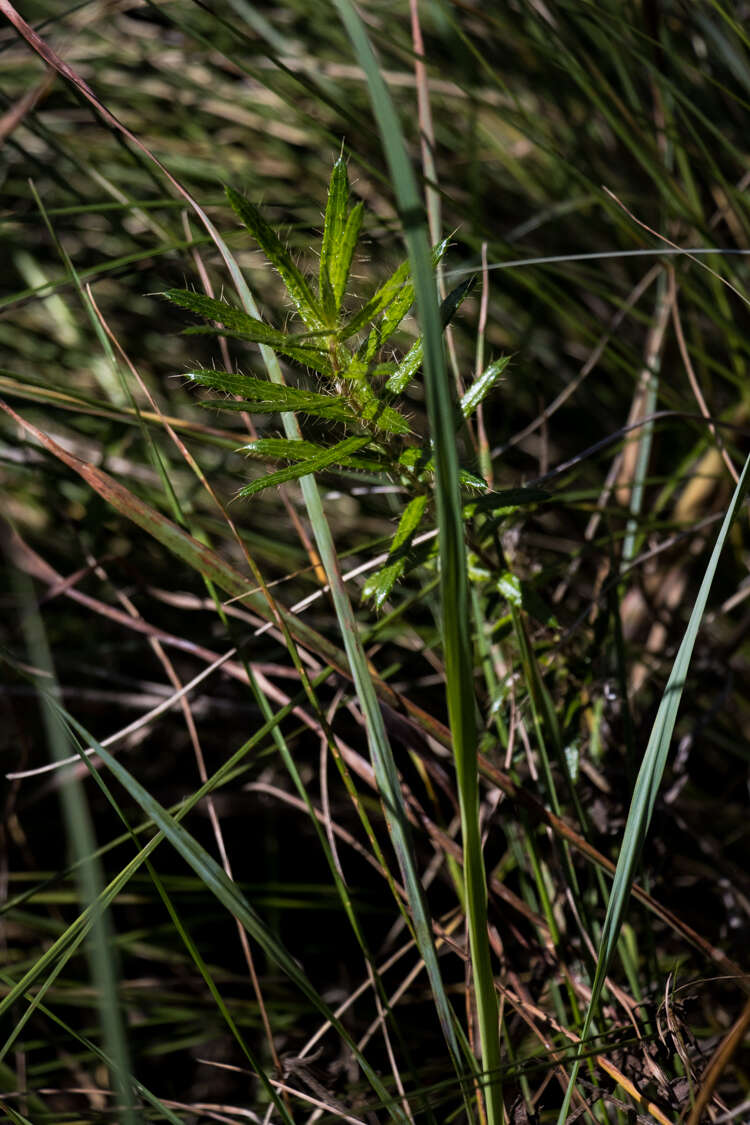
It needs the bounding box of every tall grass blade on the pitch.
[13,571,139,1125]
[61,707,408,1122]
[556,452,750,1123]
[332,2,502,1119]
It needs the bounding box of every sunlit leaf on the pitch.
[319,158,347,321]
[237,435,373,497]
[362,493,428,609]
[320,158,363,321]
[332,201,364,310]
[225,185,324,330]
[189,370,357,421]
[241,436,385,472]
[386,276,475,394]
[399,445,487,490]
[357,382,412,434]
[460,355,511,418]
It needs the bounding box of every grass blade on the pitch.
[556,451,750,1123]
[332,2,501,1119]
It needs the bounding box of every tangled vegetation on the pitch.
[2,2,750,1123]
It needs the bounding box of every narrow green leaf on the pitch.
[333,4,498,1115]
[385,277,476,395]
[242,436,329,461]
[456,467,488,491]
[399,446,487,491]
[460,356,511,418]
[340,238,450,344]
[358,383,412,434]
[241,436,385,472]
[332,200,364,309]
[53,705,409,1124]
[184,326,333,375]
[164,288,276,336]
[362,493,428,609]
[340,259,411,341]
[555,452,750,1125]
[166,290,334,372]
[439,274,476,327]
[189,370,356,421]
[16,576,139,1125]
[468,487,551,513]
[319,157,349,322]
[237,435,372,498]
[386,338,424,394]
[225,185,324,330]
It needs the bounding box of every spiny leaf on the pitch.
[362,271,418,358]
[332,201,364,310]
[241,437,385,472]
[386,338,423,394]
[340,259,411,341]
[184,327,333,375]
[189,370,357,422]
[362,493,428,609]
[357,383,412,435]
[225,185,324,331]
[237,435,373,498]
[399,446,487,491]
[460,355,511,419]
[166,289,333,373]
[339,237,451,344]
[319,158,349,322]
[164,289,277,338]
[386,276,475,394]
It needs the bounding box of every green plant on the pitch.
[164,159,514,1118]
[164,161,507,610]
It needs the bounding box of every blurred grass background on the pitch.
[2,1,750,1122]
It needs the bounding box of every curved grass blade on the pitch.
[53,703,409,1124]
[14,572,139,1125]
[556,452,750,1125]
[332,2,500,1119]
[225,185,324,331]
